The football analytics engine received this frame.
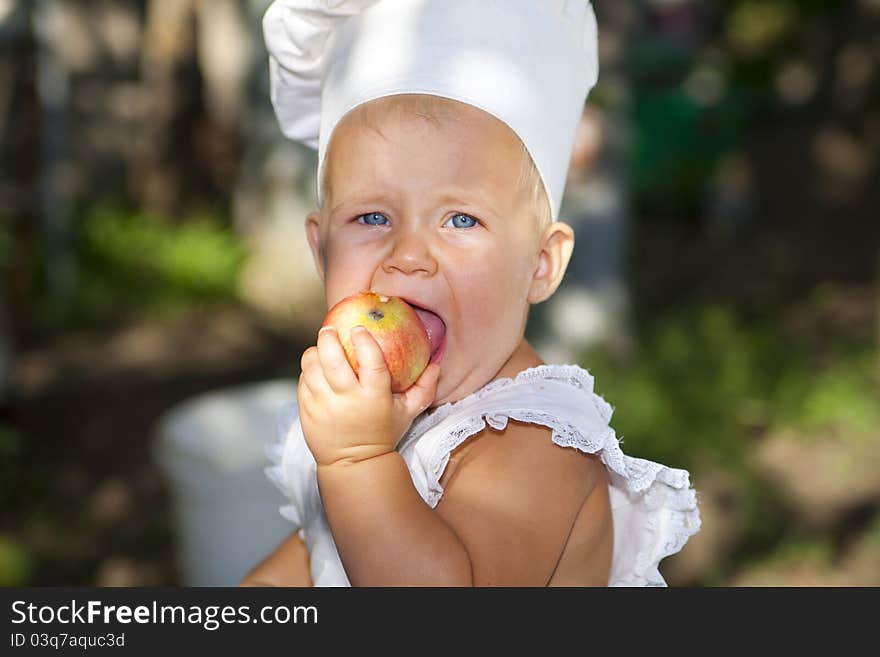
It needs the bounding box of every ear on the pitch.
[305,211,326,283]
[527,221,575,304]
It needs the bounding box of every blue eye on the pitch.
[356,212,389,226]
[355,212,477,228]
[446,213,478,229]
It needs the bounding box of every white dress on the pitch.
[265,364,702,586]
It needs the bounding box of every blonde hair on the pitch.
[320,94,552,231]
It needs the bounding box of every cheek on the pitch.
[322,240,380,304]
[455,250,530,316]
[478,240,536,295]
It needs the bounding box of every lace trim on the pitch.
[407,363,614,441]
[421,406,623,508]
[614,478,701,586]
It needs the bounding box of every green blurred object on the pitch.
[0,535,32,586]
[582,305,775,469]
[630,88,744,217]
[726,1,799,57]
[731,536,835,585]
[582,302,878,468]
[781,354,880,439]
[32,206,250,331]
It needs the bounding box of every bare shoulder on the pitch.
[434,418,607,586]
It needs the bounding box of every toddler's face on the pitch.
[306,96,550,407]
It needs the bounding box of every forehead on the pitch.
[324,95,524,199]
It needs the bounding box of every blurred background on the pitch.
[1,0,878,587]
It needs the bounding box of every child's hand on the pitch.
[297,324,441,467]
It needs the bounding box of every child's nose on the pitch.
[381,230,438,277]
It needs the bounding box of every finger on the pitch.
[296,373,318,420]
[299,346,333,399]
[398,363,441,416]
[299,346,321,384]
[316,326,358,392]
[350,325,391,391]
[296,374,313,407]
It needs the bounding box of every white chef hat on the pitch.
[263,0,599,222]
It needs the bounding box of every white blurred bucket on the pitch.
[152,380,297,586]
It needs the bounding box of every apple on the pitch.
[322,291,431,392]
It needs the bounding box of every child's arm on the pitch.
[318,419,603,586]
[299,326,605,586]
[239,530,313,587]
[317,450,472,585]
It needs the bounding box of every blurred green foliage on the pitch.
[631,89,744,215]
[0,534,31,587]
[33,207,249,331]
[726,1,799,58]
[740,535,835,582]
[1,416,32,585]
[582,304,878,471]
[776,353,880,440]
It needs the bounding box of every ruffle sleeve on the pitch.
[396,364,702,587]
[264,399,351,586]
[264,399,317,529]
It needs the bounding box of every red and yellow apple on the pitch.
[322,291,432,392]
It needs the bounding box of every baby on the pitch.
[243,0,700,587]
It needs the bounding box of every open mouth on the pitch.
[410,305,447,364]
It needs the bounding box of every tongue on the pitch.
[413,308,446,355]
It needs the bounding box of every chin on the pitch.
[429,367,480,409]
[429,384,450,409]
[430,377,457,409]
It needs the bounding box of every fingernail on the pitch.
[319,326,335,334]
